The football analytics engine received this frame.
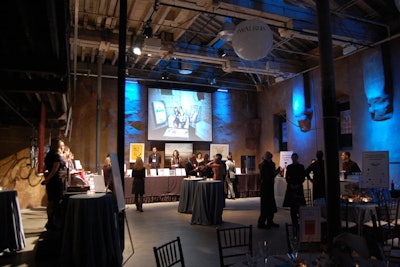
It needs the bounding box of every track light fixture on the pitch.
[161,71,169,80]
[217,48,227,58]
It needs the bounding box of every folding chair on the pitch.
[153,236,185,267]
[216,225,253,267]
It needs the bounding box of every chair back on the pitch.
[376,198,400,230]
[285,223,298,254]
[216,225,252,267]
[340,200,357,232]
[153,236,185,267]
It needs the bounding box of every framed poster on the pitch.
[129,143,145,163]
[210,144,229,160]
[165,143,193,167]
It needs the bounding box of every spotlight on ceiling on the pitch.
[178,61,192,75]
[208,75,217,85]
[161,72,169,80]
[133,45,142,55]
[217,21,235,41]
[143,26,153,38]
[217,48,227,58]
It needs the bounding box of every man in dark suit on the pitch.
[257,151,281,229]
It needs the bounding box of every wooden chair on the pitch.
[285,223,299,255]
[153,236,185,267]
[369,209,400,264]
[216,225,252,267]
[375,198,400,230]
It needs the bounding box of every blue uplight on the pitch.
[125,80,143,136]
[292,82,305,117]
[213,91,232,125]
[125,80,141,101]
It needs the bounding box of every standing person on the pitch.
[283,153,306,226]
[306,150,326,201]
[41,138,66,231]
[207,153,225,181]
[63,146,75,171]
[257,151,281,229]
[103,154,113,192]
[341,151,361,175]
[148,146,162,174]
[185,155,197,177]
[200,153,213,178]
[170,149,180,168]
[132,157,146,212]
[225,155,236,199]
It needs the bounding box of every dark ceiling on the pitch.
[0,0,399,130]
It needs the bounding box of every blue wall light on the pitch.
[292,77,313,132]
[363,47,393,121]
[125,81,143,136]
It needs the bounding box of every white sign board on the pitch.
[361,151,389,188]
[279,151,293,170]
[299,206,321,242]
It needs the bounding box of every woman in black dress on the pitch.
[132,157,146,212]
[283,153,306,226]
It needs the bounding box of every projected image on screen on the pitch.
[148,88,212,141]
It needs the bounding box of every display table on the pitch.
[178,178,204,213]
[124,175,184,203]
[0,190,25,252]
[60,193,122,267]
[191,180,224,225]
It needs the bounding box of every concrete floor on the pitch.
[0,197,291,267]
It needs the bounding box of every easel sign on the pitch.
[299,206,321,242]
[109,153,126,213]
[361,151,389,188]
[279,151,293,170]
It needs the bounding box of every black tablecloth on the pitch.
[124,176,184,203]
[61,193,122,267]
[191,180,224,225]
[178,178,204,213]
[0,190,25,252]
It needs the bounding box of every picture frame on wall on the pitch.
[210,144,230,160]
[129,143,145,163]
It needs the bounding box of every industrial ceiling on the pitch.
[0,0,399,129]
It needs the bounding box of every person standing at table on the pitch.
[103,154,113,192]
[225,155,236,199]
[306,150,326,201]
[185,155,197,177]
[201,153,214,178]
[207,153,225,181]
[41,138,66,231]
[257,151,281,229]
[148,146,162,174]
[132,157,146,212]
[341,151,361,176]
[170,149,180,169]
[283,153,306,227]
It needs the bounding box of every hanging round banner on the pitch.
[232,19,273,61]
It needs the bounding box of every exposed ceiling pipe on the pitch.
[71,72,258,92]
[73,0,79,103]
